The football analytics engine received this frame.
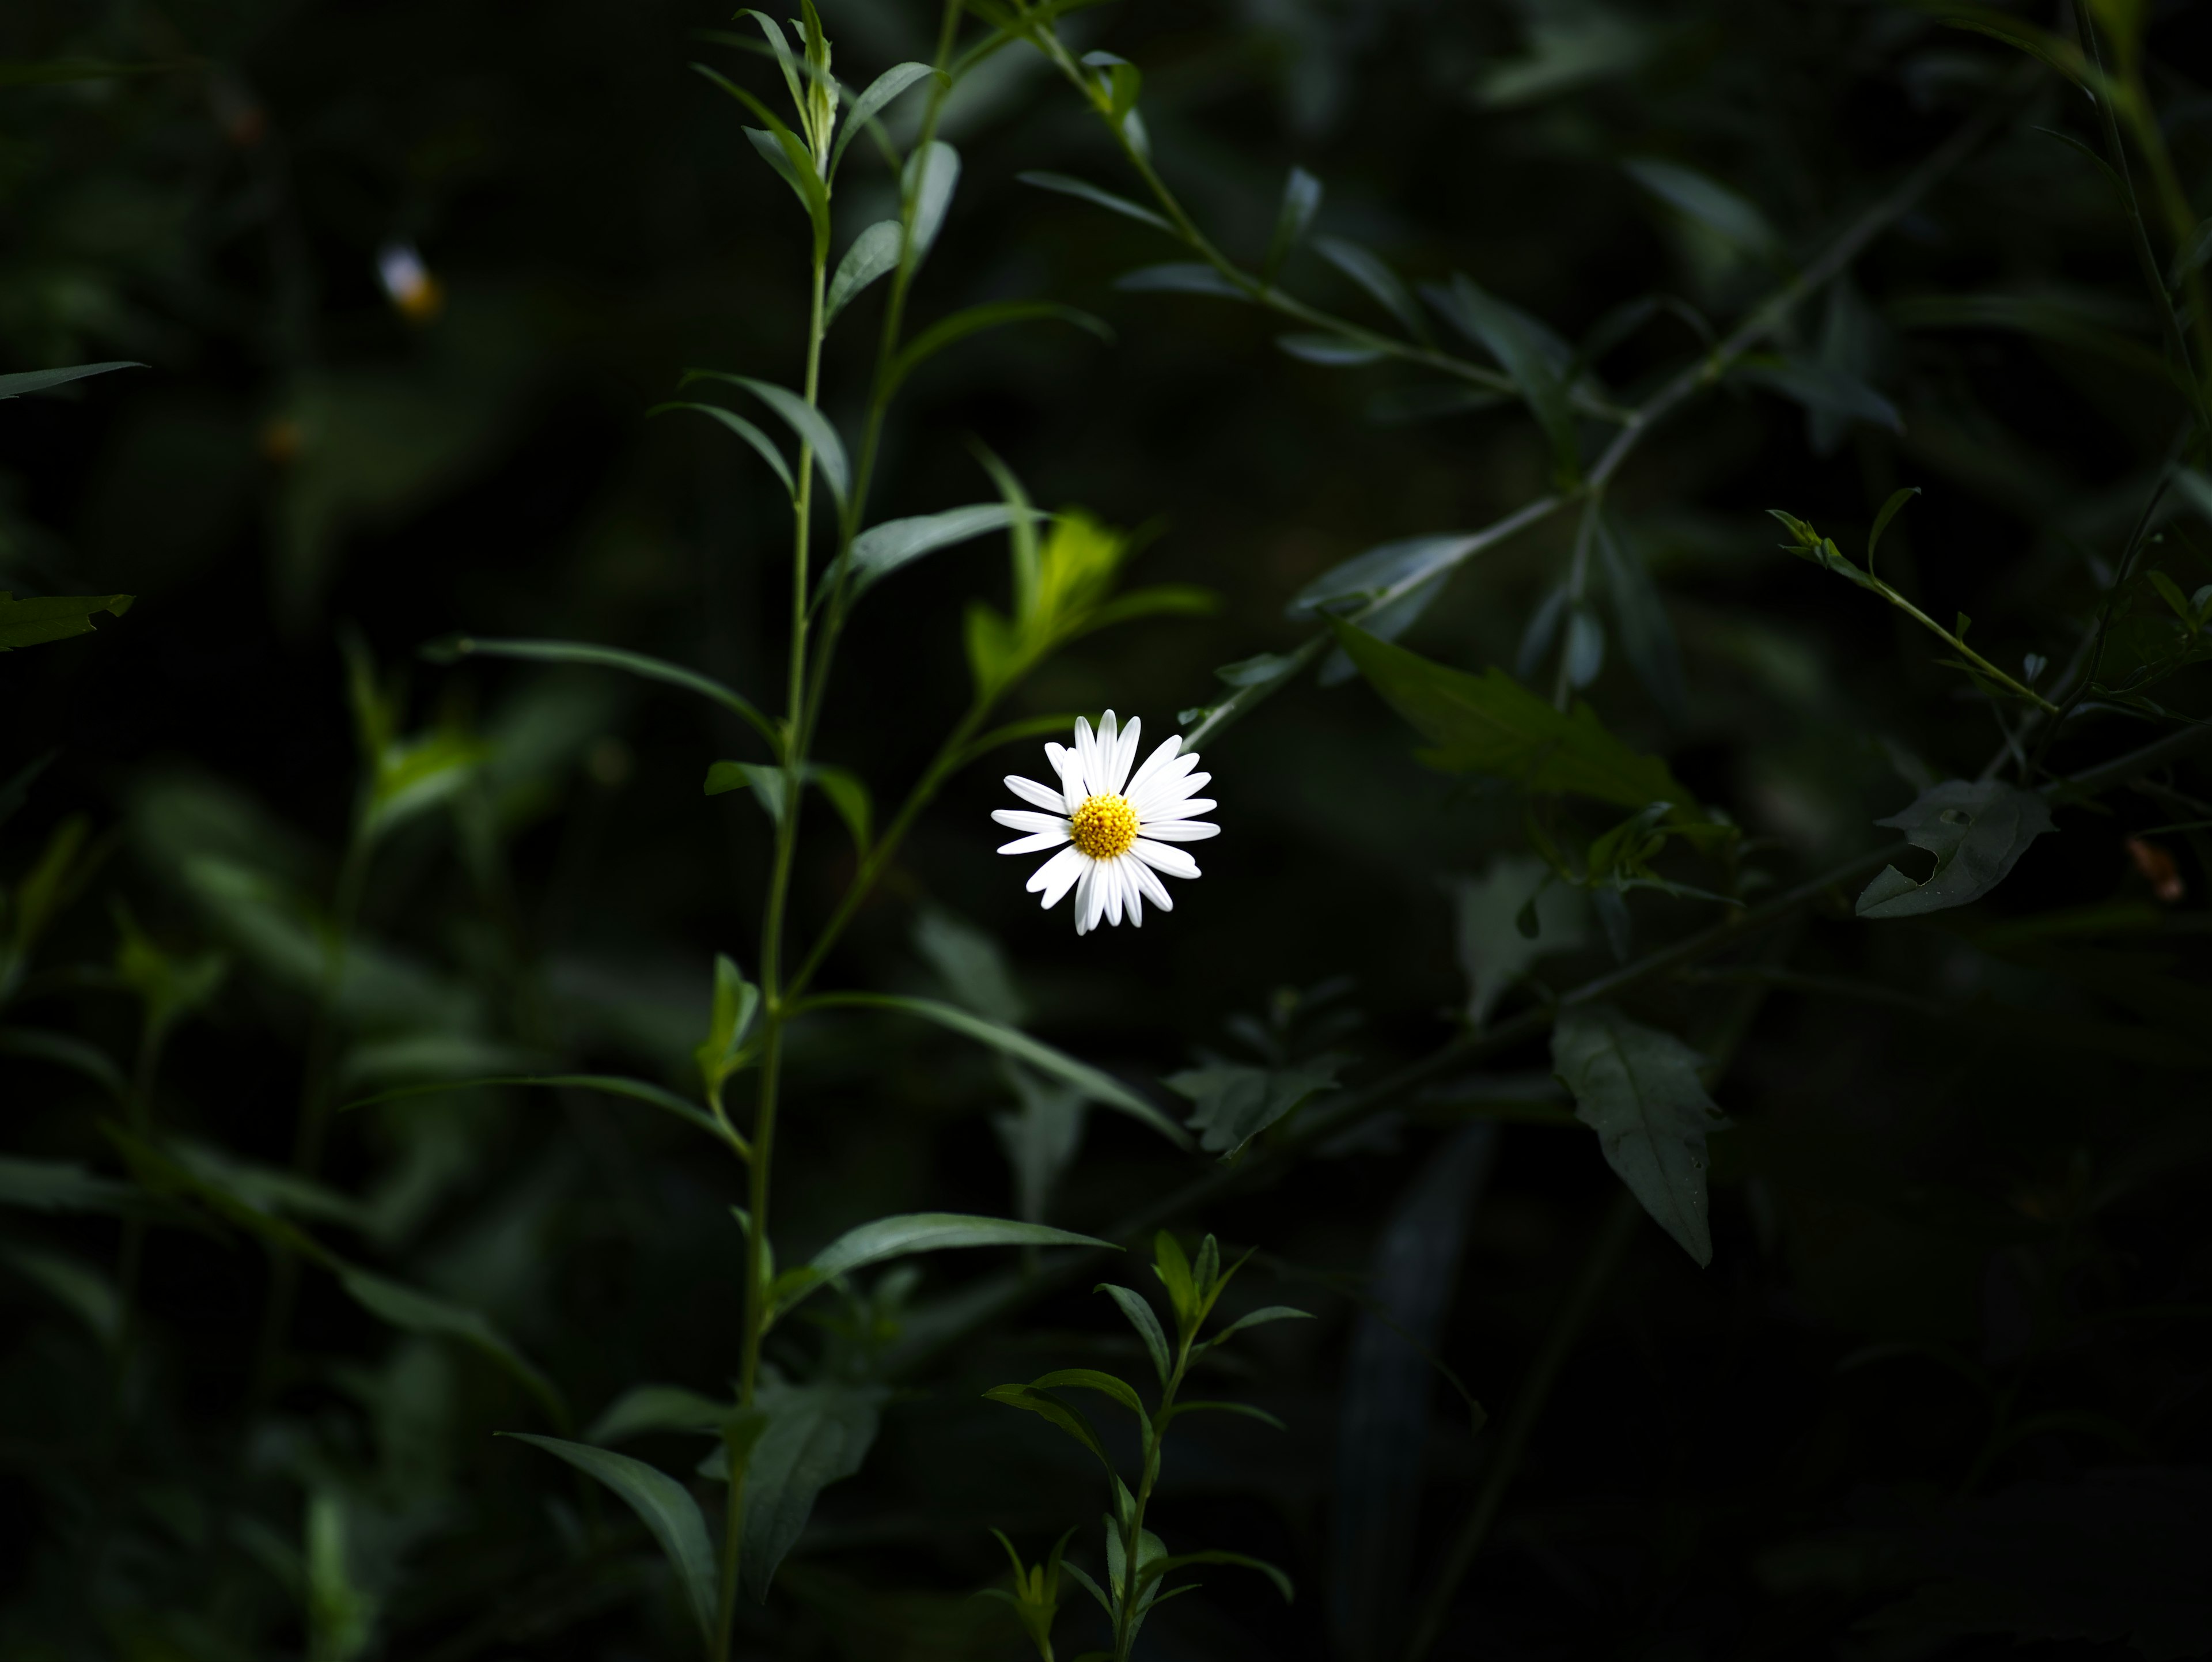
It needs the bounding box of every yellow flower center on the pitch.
[1068,793,1139,860]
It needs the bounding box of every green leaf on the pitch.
[678,372,849,507]
[0,61,170,87]
[1427,275,1578,480]
[1204,1305,1313,1345]
[1449,855,1588,1027]
[650,402,796,498]
[805,993,1190,1145]
[1137,1549,1293,1603]
[809,1213,1112,1282]
[1889,293,2191,397]
[706,759,793,823]
[585,1383,734,1444]
[1733,354,1901,435]
[339,1269,567,1428]
[695,953,763,1099]
[1156,1399,1286,1430]
[830,62,938,177]
[1857,780,2056,919]
[825,221,903,327]
[0,591,134,652]
[1,1244,121,1348]
[1263,166,1323,281]
[811,764,871,853]
[0,1154,140,1214]
[845,504,1036,599]
[2147,570,2194,627]
[503,1435,718,1640]
[1116,263,1249,300]
[693,64,830,259]
[1623,158,1781,260]
[1590,514,1686,724]
[0,1028,130,1104]
[1097,1284,1172,1385]
[915,907,1025,1027]
[1290,532,1496,618]
[887,301,1111,396]
[422,635,778,750]
[1867,486,1922,574]
[1330,622,1695,813]
[1016,170,1174,234]
[735,1381,887,1599]
[1166,1060,1342,1156]
[1027,1367,1149,1422]
[903,141,961,269]
[983,1383,1113,1473]
[366,729,488,836]
[1276,333,1387,366]
[1312,236,1426,337]
[1551,1003,1726,1266]
[0,361,145,398]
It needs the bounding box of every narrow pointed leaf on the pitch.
[1016,170,1174,233]
[831,62,938,176]
[825,221,903,326]
[649,402,795,497]
[810,1213,1112,1281]
[1098,1284,1172,1384]
[0,361,145,399]
[504,1436,718,1640]
[421,635,778,750]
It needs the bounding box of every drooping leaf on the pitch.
[1166,1059,1343,1155]
[1264,166,1324,279]
[677,372,849,506]
[1,1244,122,1348]
[340,1073,724,1142]
[1313,236,1426,338]
[0,361,145,398]
[504,1435,718,1640]
[1330,622,1695,814]
[808,1213,1112,1283]
[339,1269,567,1428]
[585,1383,734,1444]
[1591,513,1687,724]
[824,221,903,326]
[736,1381,888,1599]
[1027,1366,1149,1423]
[1139,1549,1294,1603]
[1733,354,1902,434]
[1857,780,2056,919]
[1426,275,1578,479]
[1449,855,1589,1028]
[1209,1304,1315,1345]
[1115,263,1250,300]
[1623,157,1782,260]
[844,504,1036,598]
[1276,333,1388,366]
[887,301,1109,395]
[0,592,135,652]
[915,907,1025,1028]
[0,1154,141,1214]
[982,1383,1113,1472]
[650,401,797,498]
[1097,1283,1172,1384]
[805,993,1189,1145]
[1016,170,1175,233]
[0,1028,130,1103]
[422,635,778,750]
[1551,1003,1726,1266]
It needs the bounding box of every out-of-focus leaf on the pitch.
[1313,236,1426,337]
[1423,275,1578,479]
[1264,166,1324,279]
[903,141,960,268]
[806,993,1188,1145]
[1551,1003,1726,1266]
[807,1213,1112,1282]
[1277,333,1387,366]
[338,1270,567,1429]
[1016,170,1175,233]
[995,1069,1086,1225]
[1331,622,1695,813]
[0,1154,139,1214]
[342,1073,722,1140]
[0,591,134,652]
[705,759,791,823]
[0,361,145,397]
[1592,514,1687,723]
[1890,293,2190,396]
[1624,157,1782,259]
[1449,855,1588,1028]
[1473,11,1653,107]
[736,1381,889,1599]
[1563,605,1605,688]
[824,221,902,326]
[1116,263,1249,300]
[423,635,777,750]
[0,1028,130,1103]
[505,1435,718,1640]
[1734,354,1902,434]
[1166,1059,1343,1156]
[887,301,1110,395]
[0,62,169,87]
[586,1383,733,1444]
[1857,780,2056,919]
[1139,1549,1293,1604]
[0,1244,122,1348]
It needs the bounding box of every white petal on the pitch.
[1124,735,1187,798]
[998,829,1070,855]
[1103,858,1126,926]
[1003,774,1069,813]
[1139,769,1210,807]
[1129,756,1201,814]
[1143,798,1215,822]
[1027,845,1085,907]
[1138,819,1219,842]
[993,808,1067,832]
[1108,715,1141,794]
[1073,717,1102,796]
[1128,856,1175,912]
[1119,858,1144,926]
[1097,709,1119,776]
[1130,838,1200,879]
[1074,863,1101,933]
[1047,741,1086,804]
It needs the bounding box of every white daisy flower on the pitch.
[993,711,1218,934]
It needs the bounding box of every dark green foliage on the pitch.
[5,0,2212,1659]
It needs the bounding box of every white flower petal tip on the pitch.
[991,714,1217,933]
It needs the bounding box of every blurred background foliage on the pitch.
[4,0,2212,1657]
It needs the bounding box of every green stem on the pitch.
[1115,1328,1192,1662]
